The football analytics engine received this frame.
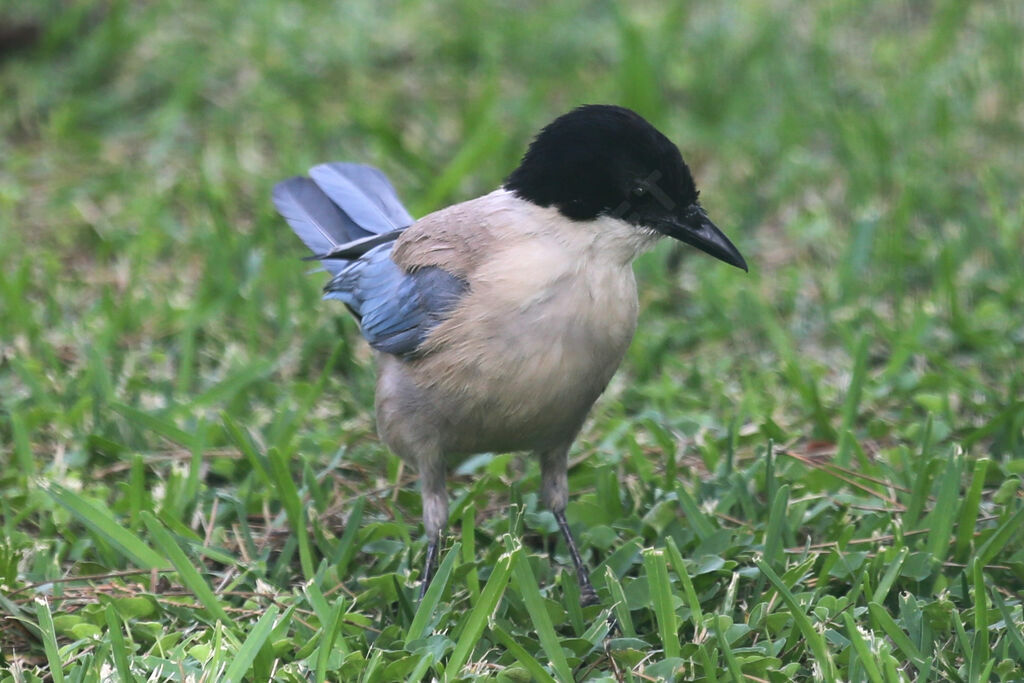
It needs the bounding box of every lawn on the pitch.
[1,0,1023,680]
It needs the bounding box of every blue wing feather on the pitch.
[321,240,466,357]
[275,163,465,356]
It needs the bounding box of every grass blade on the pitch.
[871,546,909,605]
[491,624,558,683]
[755,557,834,680]
[104,603,132,682]
[444,541,514,679]
[222,412,273,486]
[266,446,314,580]
[603,566,636,637]
[110,401,197,448]
[315,598,346,682]
[35,599,65,683]
[904,416,935,529]
[867,601,927,674]
[991,589,1024,662]
[924,447,962,563]
[714,615,743,681]
[976,501,1024,567]
[407,541,460,643]
[193,359,274,407]
[763,483,790,569]
[407,652,436,683]
[222,605,280,683]
[664,536,704,633]
[461,505,480,604]
[643,547,679,660]
[674,482,714,540]
[44,482,167,570]
[842,611,884,683]
[954,458,990,561]
[9,409,34,481]
[331,495,365,573]
[512,551,574,683]
[140,511,231,624]
[970,557,988,683]
[560,566,585,635]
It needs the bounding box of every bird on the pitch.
[272,104,747,605]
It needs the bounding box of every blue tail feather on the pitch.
[309,162,414,236]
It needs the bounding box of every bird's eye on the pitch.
[632,185,647,198]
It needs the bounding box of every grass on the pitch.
[2,0,1023,680]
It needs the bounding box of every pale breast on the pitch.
[409,232,640,454]
[378,190,655,456]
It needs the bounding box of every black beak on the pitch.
[654,204,748,271]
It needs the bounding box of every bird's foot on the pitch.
[580,582,600,607]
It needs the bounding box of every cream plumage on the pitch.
[273,104,747,604]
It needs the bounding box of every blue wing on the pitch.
[324,244,466,356]
[272,163,466,356]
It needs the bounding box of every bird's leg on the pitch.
[418,451,449,600]
[540,444,599,606]
[420,529,443,600]
[553,508,599,606]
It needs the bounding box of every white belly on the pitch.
[397,237,640,454]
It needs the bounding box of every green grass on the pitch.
[2,0,1023,680]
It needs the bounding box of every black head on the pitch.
[505,105,747,270]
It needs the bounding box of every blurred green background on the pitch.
[1,0,1022,680]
